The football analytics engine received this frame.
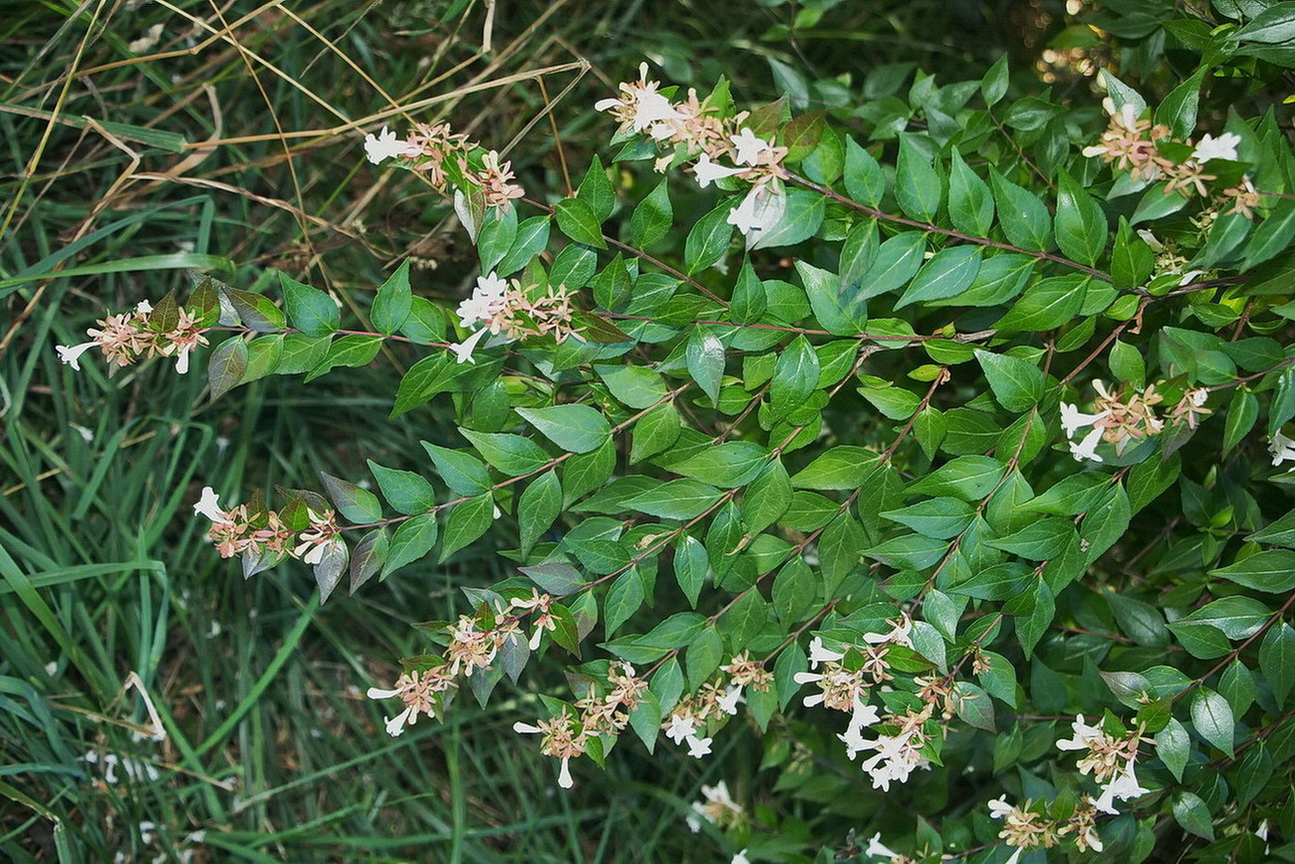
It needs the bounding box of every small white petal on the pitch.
[557,756,574,788]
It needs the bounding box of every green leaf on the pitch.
[421,442,491,497]
[550,244,598,291]
[639,611,707,649]
[910,455,1005,501]
[952,681,996,731]
[769,335,820,421]
[798,260,868,335]
[1232,4,1295,42]
[844,137,885,207]
[685,326,725,407]
[595,364,667,410]
[981,54,1009,105]
[399,296,446,345]
[381,513,439,579]
[674,535,708,607]
[1154,67,1206,139]
[1168,596,1271,641]
[684,204,733,274]
[320,471,383,523]
[576,156,616,221]
[627,479,723,520]
[519,561,587,597]
[719,589,767,652]
[305,334,382,381]
[390,354,482,418]
[994,275,1087,331]
[1156,717,1190,782]
[630,403,682,464]
[496,216,550,277]
[628,690,662,754]
[371,260,412,334]
[856,232,927,300]
[1210,548,1295,593]
[731,257,768,324]
[819,513,865,594]
[516,404,612,454]
[1242,199,1295,271]
[477,206,518,273]
[627,180,672,249]
[791,446,878,490]
[1054,172,1107,267]
[1190,688,1235,756]
[367,460,436,515]
[280,273,339,335]
[1172,791,1215,841]
[750,189,825,251]
[1080,483,1130,565]
[227,288,286,332]
[671,441,769,488]
[207,335,247,400]
[459,429,551,477]
[773,556,816,624]
[976,651,1017,707]
[553,197,606,248]
[991,167,1053,252]
[313,539,348,603]
[895,134,942,222]
[896,246,982,308]
[349,528,389,595]
[974,350,1044,412]
[1110,217,1155,290]
[838,220,878,291]
[948,148,994,237]
[604,570,645,638]
[1260,622,1295,706]
[738,460,790,535]
[517,470,562,557]
[882,498,975,540]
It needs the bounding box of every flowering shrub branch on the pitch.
[58,15,1295,861]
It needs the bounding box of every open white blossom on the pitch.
[56,341,98,371]
[716,686,744,715]
[664,713,697,745]
[693,153,747,188]
[364,126,415,165]
[450,327,489,365]
[1055,714,1106,751]
[685,733,713,758]
[1068,425,1104,463]
[1192,132,1241,163]
[1269,431,1295,467]
[987,793,1013,819]
[727,185,787,241]
[808,636,845,669]
[193,486,232,524]
[594,62,682,133]
[731,850,750,864]
[1092,761,1148,814]
[1060,402,1109,439]
[865,832,901,860]
[729,127,771,166]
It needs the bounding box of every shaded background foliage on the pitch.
[3,0,1294,862]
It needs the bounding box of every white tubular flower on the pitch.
[848,697,881,734]
[862,615,913,648]
[838,721,868,760]
[664,713,696,745]
[716,686,744,716]
[382,705,416,737]
[1092,761,1148,814]
[557,756,574,789]
[864,832,900,860]
[450,327,489,365]
[1269,431,1295,467]
[174,342,195,374]
[731,850,750,864]
[808,636,845,669]
[135,299,153,314]
[693,153,747,188]
[729,127,772,166]
[56,341,98,371]
[792,670,826,707]
[1055,715,1105,751]
[363,126,414,165]
[1060,403,1110,439]
[685,733,713,758]
[1192,132,1241,163]
[987,794,1013,819]
[1068,425,1105,463]
[193,486,233,524]
[727,185,787,240]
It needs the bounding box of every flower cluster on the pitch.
[451,270,580,364]
[363,122,523,211]
[685,780,744,833]
[1270,431,1295,468]
[595,62,789,242]
[56,299,210,375]
[792,616,947,791]
[193,486,342,566]
[367,595,569,739]
[660,652,771,760]
[988,793,1107,862]
[1055,714,1151,814]
[513,660,649,787]
[1083,96,1255,216]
